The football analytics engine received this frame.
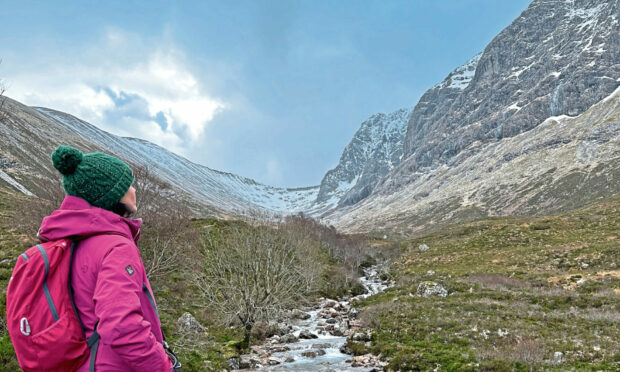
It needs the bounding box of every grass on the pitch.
[351,195,620,371]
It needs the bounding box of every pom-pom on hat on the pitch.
[51,145,134,210]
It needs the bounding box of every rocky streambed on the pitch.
[234,266,391,371]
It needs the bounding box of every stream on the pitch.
[241,266,390,371]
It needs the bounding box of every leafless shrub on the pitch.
[169,328,210,355]
[132,165,198,280]
[0,314,6,335]
[530,286,571,297]
[196,219,322,346]
[478,335,545,367]
[396,274,417,287]
[468,274,531,290]
[283,213,375,273]
[0,59,7,121]
[358,302,394,328]
[507,338,545,365]
[11,178,65,240]
[554,308,620,323]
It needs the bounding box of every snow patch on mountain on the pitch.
[0,169,34,196]
[34,107,319,214]
[434,53,482,90]
[314,108,410,214]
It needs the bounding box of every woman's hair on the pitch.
[110,202,135,218]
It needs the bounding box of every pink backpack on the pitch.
[6,238,99,372]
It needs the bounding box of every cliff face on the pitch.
[322,0,620,234]
[324,86,620,235]
[397,0,619,186]
[312,109,410,214]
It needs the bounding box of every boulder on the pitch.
[417,281,448,297]
[312,343,332,349]
[176,312,206,334]
[349,307,360,319]
[301,351,317,358]
[419,244,430,252]
[299,330,318,339]
[279,333,299,343]
[226,357,240,370]
[267,345,290,353]
[290,309,311,320]
[331,328,344,336]
[351,331,371,342]
[239,355,262,369]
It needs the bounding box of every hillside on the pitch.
[0,98,319,216]
[349,194,620,370]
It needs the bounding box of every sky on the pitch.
[0,0,532,188]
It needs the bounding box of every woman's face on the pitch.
[120,186,138,214]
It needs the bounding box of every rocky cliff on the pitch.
[398,0,619,186]
[311,109,410,214]
[323,0,620,233]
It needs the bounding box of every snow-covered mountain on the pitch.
[0,95,408,218]
[1,0,618,235]
[311,109,410,214]
[322,0,620,233]
[0,99,318,215]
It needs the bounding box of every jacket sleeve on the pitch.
[93,240,171,372]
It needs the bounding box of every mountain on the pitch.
[322,0,620,233]
[324,84,620,235]
[401,0,618,169]
[311,108,410,214]
[0,95,413,219]
[1,0,618,234]
[0,98,318,215]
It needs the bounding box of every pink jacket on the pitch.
[38,195,172,372]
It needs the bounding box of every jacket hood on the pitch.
[38,195,142,243]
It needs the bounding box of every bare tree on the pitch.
[12,178,65,240]
[132,165,197,279]
[0,59,7,121]
[196,220,319,347]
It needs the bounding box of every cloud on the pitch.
[5,29,226,155]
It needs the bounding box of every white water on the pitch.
[263,267,389,371]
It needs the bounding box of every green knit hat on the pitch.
[51,145,134,210]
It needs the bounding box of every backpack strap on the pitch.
[37,244,59,322]
[143,282,180,368]
[87,321,100,372]
[69,241,101,372]
[68,242,86,334]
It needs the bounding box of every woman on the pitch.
[37,145,173,371]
